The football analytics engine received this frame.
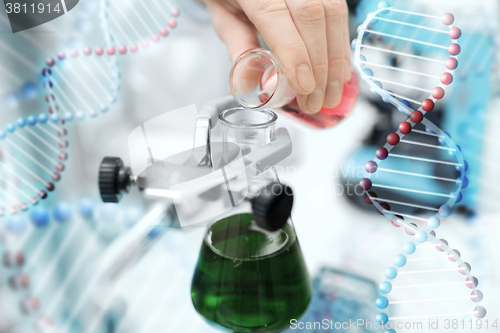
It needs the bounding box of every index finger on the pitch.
[237,0,316,95]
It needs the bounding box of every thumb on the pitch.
[207,3,262,95]
[207,2,261,61]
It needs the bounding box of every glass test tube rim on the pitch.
[230,48,291,110]
[219,107,278,129]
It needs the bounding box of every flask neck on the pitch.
[230,48,296,109]
[219,107,277,156]
[219,107,279,187]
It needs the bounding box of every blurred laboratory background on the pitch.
[1,0,499,332]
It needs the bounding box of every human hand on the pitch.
[202,0,352,114]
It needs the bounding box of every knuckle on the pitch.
[327,57,345,80]
[313,61,329,75]
[328,57,344,67]
[275,40,307,61]
[297,0,325,22]
[288,40,307,51]
[322,0,343,18]
[255,0,288,16]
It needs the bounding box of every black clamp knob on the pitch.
[99,157,132,203]
[252,182,294,231]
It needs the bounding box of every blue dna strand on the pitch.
[0,1,192,332]
[0,0,96,111]
[0,0,182,216]
[0,0,184,326]
[351,3,486,331]
[0,200,165,332]
[0,111,67,215]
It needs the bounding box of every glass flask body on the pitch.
[229,48,359,129]
[191,108,312,332]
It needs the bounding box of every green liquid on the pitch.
[191,214,312,333]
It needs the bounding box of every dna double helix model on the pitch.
[0,0,95,110]
[0,0,180,216]
[1,201,160,332]
[1,0,183,331]
[352,2,486,331]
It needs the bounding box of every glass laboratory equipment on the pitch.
[230,48,359,129]
[288,267,380,333]
[191,107,312,333]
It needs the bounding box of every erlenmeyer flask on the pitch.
[191,107,312,333]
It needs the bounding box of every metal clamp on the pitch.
[192,95,240,167]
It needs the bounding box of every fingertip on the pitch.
[208,3,261,63]
[295,95,320,114]
[306,88,324,114]
[324,80,343,108]
[296,95,313,114]
[293,63,316,94]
